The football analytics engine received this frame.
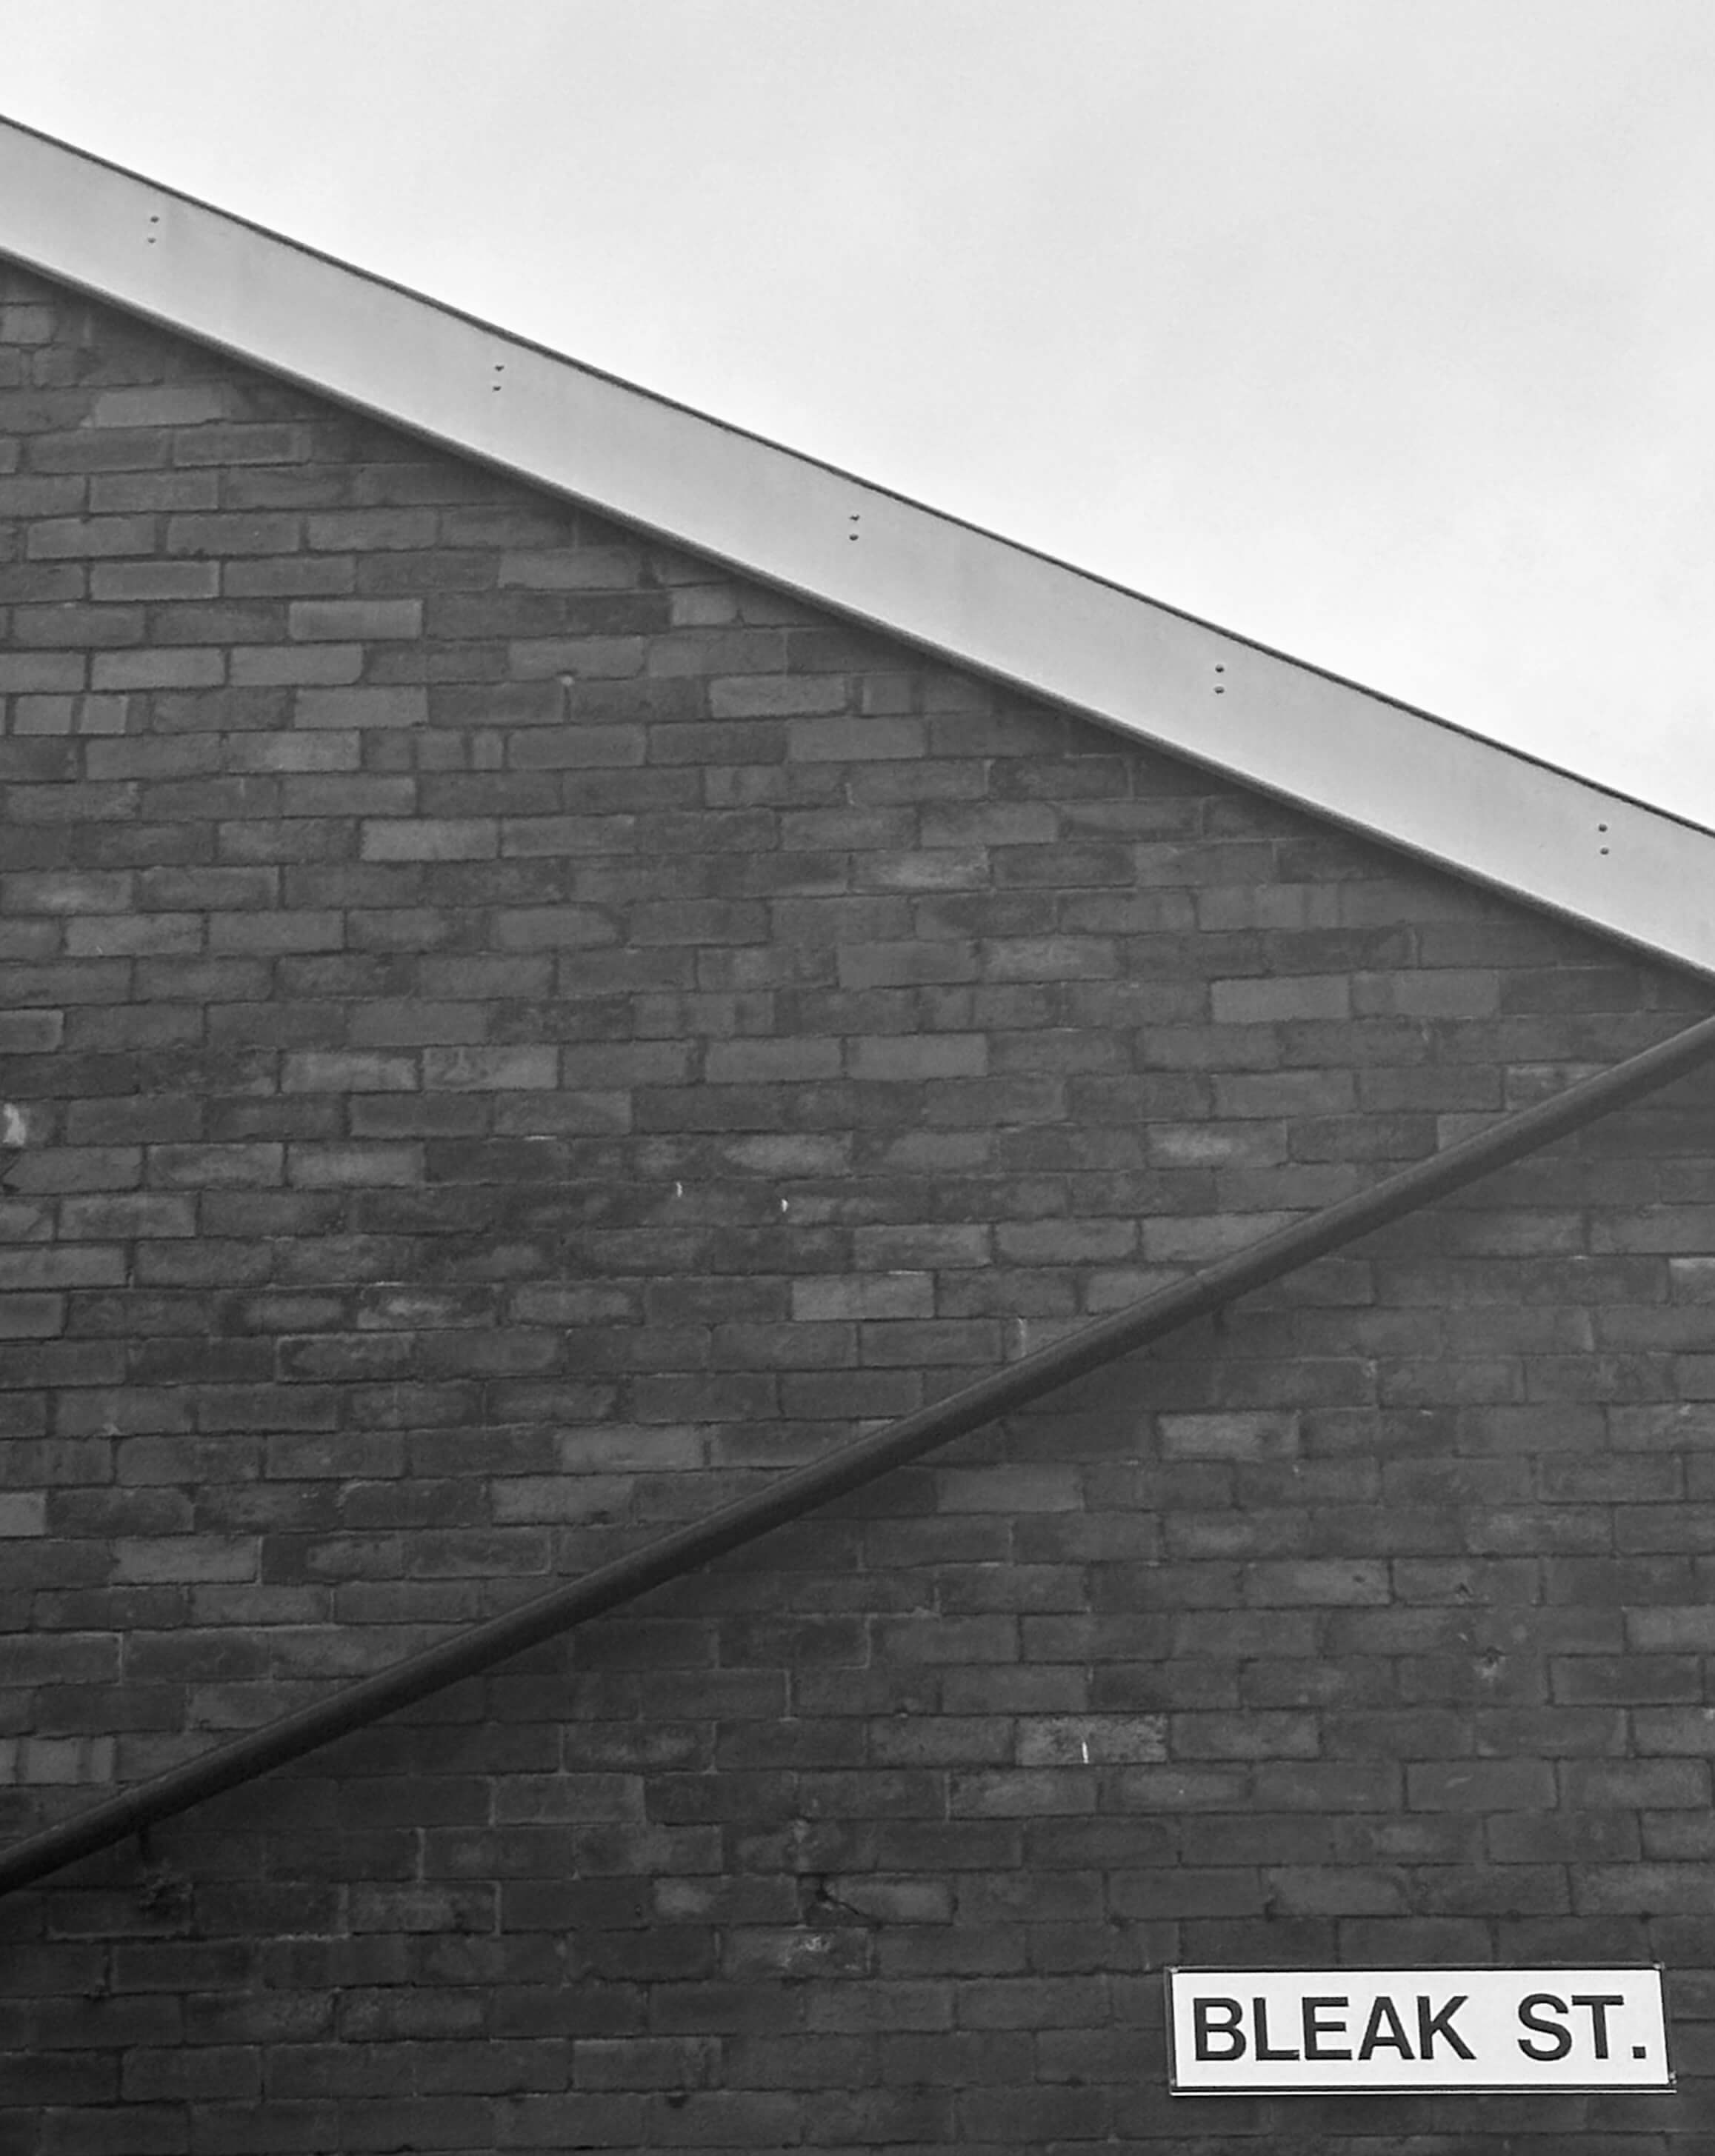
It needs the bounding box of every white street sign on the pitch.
[1167,1967,1672,2095]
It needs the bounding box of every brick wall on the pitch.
[4,259,1715,2152]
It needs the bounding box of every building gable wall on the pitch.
[3,264,1715,2151]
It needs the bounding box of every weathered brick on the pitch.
[113,1535,258,1583]
[8,256,1715,2152]
[27,513,158,557]
[90,648,225,690]
[361,818,496,860]
[257,692,409,750]
[0,650,86,691]
[58,1195,196,1240]
[145,1144,285,1188]
[0,1008,64,1051]
[287,1144,422,1187]
[288,597,422,641]
[64,912,202,958]
[420,1046,557,1091]
[90,382,227,427]
[89,559,219,601]
[228,643,363,688]
[210,912,344,953]
[165,510,300,555]
[91,469,219,513]
[0,472,87,515]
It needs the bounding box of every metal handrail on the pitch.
[4,1007,1714,1897]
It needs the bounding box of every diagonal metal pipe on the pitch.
[4,1007,1715,1898]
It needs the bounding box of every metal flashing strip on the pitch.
[2,113,1711,973]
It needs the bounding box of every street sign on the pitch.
[1167,1966,1672,2095]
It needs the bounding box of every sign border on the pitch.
[1164,1963,1674,2097]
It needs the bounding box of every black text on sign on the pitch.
[1165,1968,1671,2095]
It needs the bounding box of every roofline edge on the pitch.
[4,110,1711,978]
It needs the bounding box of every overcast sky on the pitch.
[4,1,1713,822]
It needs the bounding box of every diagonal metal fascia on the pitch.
[2,111,1715,974]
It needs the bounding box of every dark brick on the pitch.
[8,256,1715,2154]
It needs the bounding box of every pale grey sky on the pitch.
[4,1,1713,818]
